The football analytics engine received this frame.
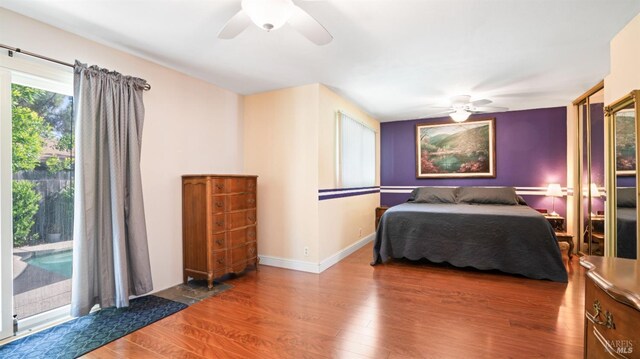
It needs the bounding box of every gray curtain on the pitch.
[71,61,153,317]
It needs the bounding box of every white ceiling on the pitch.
[2,0,640,121]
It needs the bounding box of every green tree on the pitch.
[11,85,53,172]
[55,133,74,152]
[45,156,74,173]
[12,84,72,134]
[12,180,42,246]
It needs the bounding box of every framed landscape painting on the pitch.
[415,118,496,178]
[615,109,635,176]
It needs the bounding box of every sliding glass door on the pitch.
[0,69,13,340]
[0,57,73,340]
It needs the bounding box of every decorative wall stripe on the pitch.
[319,186,379,193]
[380,186,571,196]
[318,186,380,200]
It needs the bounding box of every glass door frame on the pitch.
[0,68,13,341]
[604,90,640,259]
[572,80,604,256]
[0,54,72,340]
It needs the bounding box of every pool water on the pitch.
[25,250,73,278]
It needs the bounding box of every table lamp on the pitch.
[545,183,563,216]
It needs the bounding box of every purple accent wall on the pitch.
[618,176,636,187]
[381,107,568,215]
[590,103,605,214]
[591,103,605,186]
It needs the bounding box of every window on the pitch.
[338,111,375,188]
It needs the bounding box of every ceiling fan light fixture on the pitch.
[241,0,295,31]
[450,109,471,122]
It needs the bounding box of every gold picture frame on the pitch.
[415,118,496,178]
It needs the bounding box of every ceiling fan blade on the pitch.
[288,5,333,45]
[471,99,492,106]
[218,10,251,39]
[474,106,508,112]
[424,109,455,116]
[450,95,471,105]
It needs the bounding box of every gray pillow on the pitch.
[457,186,519,205]
[409,187,458,203]
[516,195,528,206]
[617,187,636,208]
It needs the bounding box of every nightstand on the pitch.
[375,206,389,229]
[555,232,574,258]
[586,215,605,255]
[542,214,573,257]
[543,214,565,232]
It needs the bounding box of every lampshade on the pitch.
[545,183,563,197]
[450,109,471,122]
[590,183,602,198]
[242,0,295,31]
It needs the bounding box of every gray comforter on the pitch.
[617,207,637,259]
[372,203,568,282]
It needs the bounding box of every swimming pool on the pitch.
[25,250,73,278]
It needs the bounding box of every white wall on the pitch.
[318,85,380,261]
[244,84,380,271]
[243,84,321,263]
[605,12,640,103]
[0,9,244,292]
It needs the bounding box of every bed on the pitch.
[617,208,637,259]
[617,188,637,259]
[371,186,568,282]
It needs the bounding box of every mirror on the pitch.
[605,90,639,259]
[587,88,605,255]
[576,84,606,256]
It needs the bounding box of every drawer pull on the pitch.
[248,216,255,222]
[248,231,255,239]
[217,258,225,264]
[216,183,224,190]
[248,198,256,204]
[587,300,616,330]
[216,221,224,227]
[215,201,224,208]
[248,246,256,255]
[215,239,224,246]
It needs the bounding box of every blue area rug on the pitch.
[0,295,187,359]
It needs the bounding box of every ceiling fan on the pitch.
[427,95,508,122]
[218,0,333,46]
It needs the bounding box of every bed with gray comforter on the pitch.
[371,186,568,282]
[617,188,637,259]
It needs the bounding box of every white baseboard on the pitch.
[258,233,375,274]
[257,255,320,273]
[318,233,375,272]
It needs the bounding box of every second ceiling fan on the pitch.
[426,95,508,122]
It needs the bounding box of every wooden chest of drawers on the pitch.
[182,174,258,289]
[581,256,640,358]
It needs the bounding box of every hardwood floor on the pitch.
[84,242,585,358]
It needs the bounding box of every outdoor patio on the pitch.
[13,241,72,319]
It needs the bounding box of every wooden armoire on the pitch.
[182,174,258,289]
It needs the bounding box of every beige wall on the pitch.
[243,84,321,263]
[605,12,640,103]
[318,85,380,188]
[244,84,380,268]
[0,9,244,291]
[318,85,380,261]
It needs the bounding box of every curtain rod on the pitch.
[0,43,151,91]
